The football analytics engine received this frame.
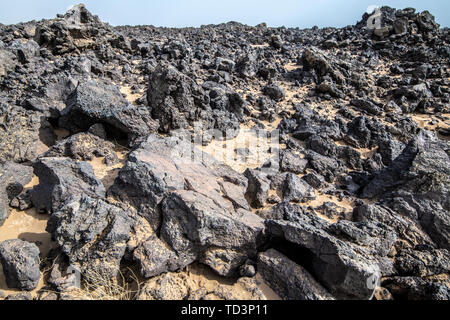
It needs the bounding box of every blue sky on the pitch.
[0,0,448,28]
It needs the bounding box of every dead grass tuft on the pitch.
[65,267,141,301]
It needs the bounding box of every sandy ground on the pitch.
[1,75,446,299]
[0,208,52,298]
[88,151,127,189]
[184,263,280,300]
[202,124,282,173]
[120,85,143,105]
[0,175,54,298]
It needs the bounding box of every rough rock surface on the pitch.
[59,80,158,144]
[41,132,119,164]
[31,157,105,212]
[110,134,264,277]
[0,4,449,300]
[0,162,34,225]
[47,194,132,278]
[0,103,52,163]
[0,239,41,291]
[258,249,334,300]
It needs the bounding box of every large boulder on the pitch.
[258,249,335,300]
[47,194,132,278]
[0,103,52,163]
[147,64,244,139]
[353,203,434,250]
[24,76,78,119]
[132,235,190,279]
[363,131,450,249]
[110,134,263,277]
[31,157,105,213]
[266,213,387,299]
[161,190,265,276]
[110,134,248,228]
[0,239,41,291]
[147,64,210,133]
[59,80,158,143]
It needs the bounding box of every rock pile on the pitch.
[0,4,448,300]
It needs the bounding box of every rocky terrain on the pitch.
[0,4,449,300]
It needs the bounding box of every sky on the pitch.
[0,0,448,28]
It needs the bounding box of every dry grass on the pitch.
[65,267,141,301]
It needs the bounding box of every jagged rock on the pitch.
[0,103,53,163]
[34,4,107,55]
[328,220,397,257]
[0,239,41,291]
[304,150,347,183]
[47,194,132,278]
[41,132,119,165]
[363,131,450,249]
[280,150,308,174]
[203,81,247,121]
[282,173,316,202]
[395,248,450,277]
[258,249,335,300]
[244,168,270,208]
[266,215,381,299]
[383,276,450,300]
[344,116,391,149]
[302,172,326,189]
[161,190,265,276]
[235,52,258,78]
[353,203,435,250]
[24,77,78,119]
[132,235,189,278]
[110,134,262,276]
[302,48,345,84]
[31,157,105,213]
[147,63,210,133]
[8,39,40,64]
[148,64,246,139]
[63,4,102,27]
[0,49,17,76]
[350,99,383,115]
[59,80,158,143]
[263,83,286,101]
[415,11,439,32]
[0,162,34,226]
[110,134,243,228]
